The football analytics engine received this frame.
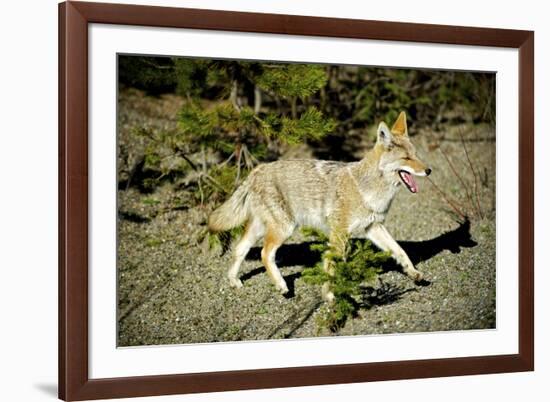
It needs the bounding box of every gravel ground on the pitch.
[117,89,496,346]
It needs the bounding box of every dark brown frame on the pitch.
[59,1,534,400]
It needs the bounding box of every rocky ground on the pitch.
[116,89,496,346]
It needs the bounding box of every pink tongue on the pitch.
[402,172,418,193]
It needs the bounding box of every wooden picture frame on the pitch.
[59,1,534,400]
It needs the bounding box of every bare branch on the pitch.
[439,147,476,215]
[459,128,483,219]
[427,177,467,220]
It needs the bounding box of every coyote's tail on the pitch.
[208,179,252,232]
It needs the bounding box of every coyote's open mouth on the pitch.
[398,170,418,193]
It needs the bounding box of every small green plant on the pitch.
[141,197,161,206]
[301,228,391,331]
[145,238,163,247]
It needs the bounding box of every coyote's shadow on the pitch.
[398,219,478,265]
[242,219,477,297]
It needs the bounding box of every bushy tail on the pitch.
[208,179,251,232]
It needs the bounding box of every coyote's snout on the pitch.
[209,111,431,300]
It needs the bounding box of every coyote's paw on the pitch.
[408,270,425,284]
[228,276,243,289]
[278,281,289,295]
[323,292,335,303]
[321,282,335,303]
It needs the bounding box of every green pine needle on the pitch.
[301,228,391,331]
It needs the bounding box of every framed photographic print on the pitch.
[59,1,534,400]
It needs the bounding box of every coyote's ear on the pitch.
[377,122,393,148]
[391,111,408,136]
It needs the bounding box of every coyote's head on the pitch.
[376,111,431,193]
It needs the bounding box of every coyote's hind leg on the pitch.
[261,226,292,294]
[228,218,265,288]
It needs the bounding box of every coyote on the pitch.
[208,112,431,301]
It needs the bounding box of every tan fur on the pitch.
[208,112,431,298]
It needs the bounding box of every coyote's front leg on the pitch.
[366,222,424,282]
